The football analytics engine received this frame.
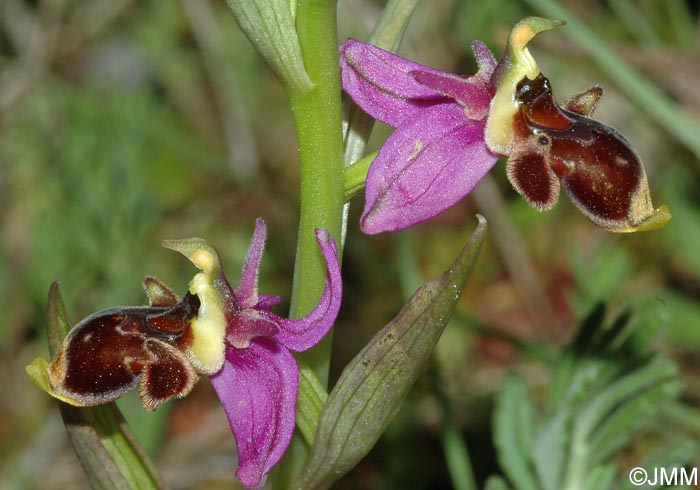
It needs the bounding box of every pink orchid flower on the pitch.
[342,18,670,234]
[28,218,342,488]
[342,38,499,234]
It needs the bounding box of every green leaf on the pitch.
[442,417,478,490]
[588,376,682,462]
[561,357,677,488]
[223,0,312,95]
[295,357,329,446]
[46,282,165,490]
[292,216,487,490]
[533,411,570,490]
[576,356,677,439]
[493,376,538,490]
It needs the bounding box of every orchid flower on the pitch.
[341,36,498,234]
[341,17,670,233]
[27,218,342,488]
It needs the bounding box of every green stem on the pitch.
[273,2,344,487]
[288,0,345,387]
[343,150,377,201]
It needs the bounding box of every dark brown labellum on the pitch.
[506,74,663,231]
[48,292,201,410]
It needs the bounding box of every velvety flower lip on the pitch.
[341,39,500,234]
[203,218,342,488]
[28,218,342,490]
[342,17,670,234]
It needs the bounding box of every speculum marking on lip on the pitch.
[507,73,659,231]
[48,293,201,409]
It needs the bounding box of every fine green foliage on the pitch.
[294,216,487,490]
[491,304,697,490]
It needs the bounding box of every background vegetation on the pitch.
[1,0,699,488]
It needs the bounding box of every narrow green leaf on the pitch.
[494,376,538,490]
[295,357,329,446]
[46,282,165,490]
[588,378,682,462]
[533,411,570,490]
[608,0,662,47]
[442,417,478,490]
[292,216,487,490]
[223,0,312,95]
[576,356,677,439]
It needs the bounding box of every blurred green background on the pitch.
[1,0,699,488]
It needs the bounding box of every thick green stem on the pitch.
[288,0,344,388]
[275,3,344,487]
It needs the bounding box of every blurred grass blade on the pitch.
[442,418,478,490]
[494,376,538,490]
[46,282,166,490]
[367,0,421,50]
[523,0,700,160]
[608,0,661,47]
[293,216,487,490]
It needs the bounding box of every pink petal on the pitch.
[411,41,495,119]
[341,39,446,127]
[226,312,279,349]
[257,294,283,309]
[236,218,266,309]
[274,229,342,351]
[360,103,499,234]
[209,338,298,489]
[471,40,497,86]
[411,70,491,120]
